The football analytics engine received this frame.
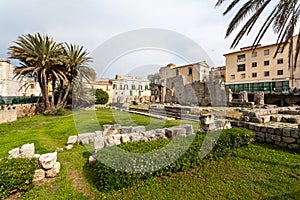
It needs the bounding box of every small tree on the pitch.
[95,89,109,105]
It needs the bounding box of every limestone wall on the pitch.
[0,109,17,124]
[231,121,300,150]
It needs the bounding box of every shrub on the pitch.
[0,158,37,198]
[94,128,255,192]
[95,89,109,105]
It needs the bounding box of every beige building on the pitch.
[224,35,300,92]
[210,66,226,82]
[159,61,210,102]
[93,78,113,104]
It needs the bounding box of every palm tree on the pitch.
[56,43,93,108]
[216,0,300,70]
[8,33,65,114]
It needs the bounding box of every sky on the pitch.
[0,0,279,78]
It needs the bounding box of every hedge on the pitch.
[0,158,37,198]
[94,128,255,192]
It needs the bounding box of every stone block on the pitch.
[282,137,296,144]
[267,127,275,134]
[261,116,270,123]
[244,116,250,122]
[45,162,60,178]
[282,128,292,137]
[274,128,282,136]
[179,124,194,135]
[254,125,261,132]
[121,126,132,134]
[8,147,20,159]
[121,135,130,143]
[95,131,103,137]
[261,127,267,133]
[19,143,35,158]
[291,129,299,139]
[78,133,95,144]
[251,117,262,123]
[131,126,146,133]
[288,144,299,150]
[256,132,265,139]
[112,134,122,145]
[271,135,281,142]
[67,136,78,144]
[103,129,120,136]
[172,127,187,137]
[248,124,256,131]
[105,136,115,147]
[255,137,265,143]
[270,115,282,122]
[94,137,105,150]
[103,124,121,131]
[65,145,73,150]
[33,169,45,182]
[275,141,287,147]
[39,152,57,170]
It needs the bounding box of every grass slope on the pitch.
[0,108,299,199]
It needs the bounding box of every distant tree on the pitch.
[95,89,109,105]
[216,0,300,69]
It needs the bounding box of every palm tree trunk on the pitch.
[60,80,71,107]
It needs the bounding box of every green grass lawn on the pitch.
[0,108,299,199]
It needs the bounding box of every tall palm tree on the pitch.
[57,43,93,108]
[8,33,65,114]
[216,0,300,70]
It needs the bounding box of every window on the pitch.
[124,84,128,90]
[131,85,136,90]
[241,73,246,79]
[252,72,257,78]
[176,69,179,76]
[145,85,149,90]
[252,52,257,57]
[277,47,284,53]
[230,74,235,80]
[264,60,270,66]
[130,90,133,95]
[237,64,246,72]
[277,58,283,64]
[237,54,246,62]
[264,71,270,77]
[188,68,193,75]
[264,49,270,55]
[113,84,117,89]
[252,62,257,67]
[119,84,122,90]
[30,84,35,89]
[277,70,283,75]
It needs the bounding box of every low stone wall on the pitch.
[231,121,300,150]
[0,104,40,124]
[67,124,194,152]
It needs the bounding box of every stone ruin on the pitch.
[7,143,60,182]
[67,124,195,165]
[199,114,231,132]
[233,106,300,150]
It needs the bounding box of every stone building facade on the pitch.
[111,75,151,107]
[157,61,210,104]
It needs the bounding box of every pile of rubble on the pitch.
[8,143,60,182]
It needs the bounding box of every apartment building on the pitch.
[224,36,300,92]
[111,75,151,104]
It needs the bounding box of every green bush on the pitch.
[95,89,109,105]
[0,158,37,198]
[94,128,255,192]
